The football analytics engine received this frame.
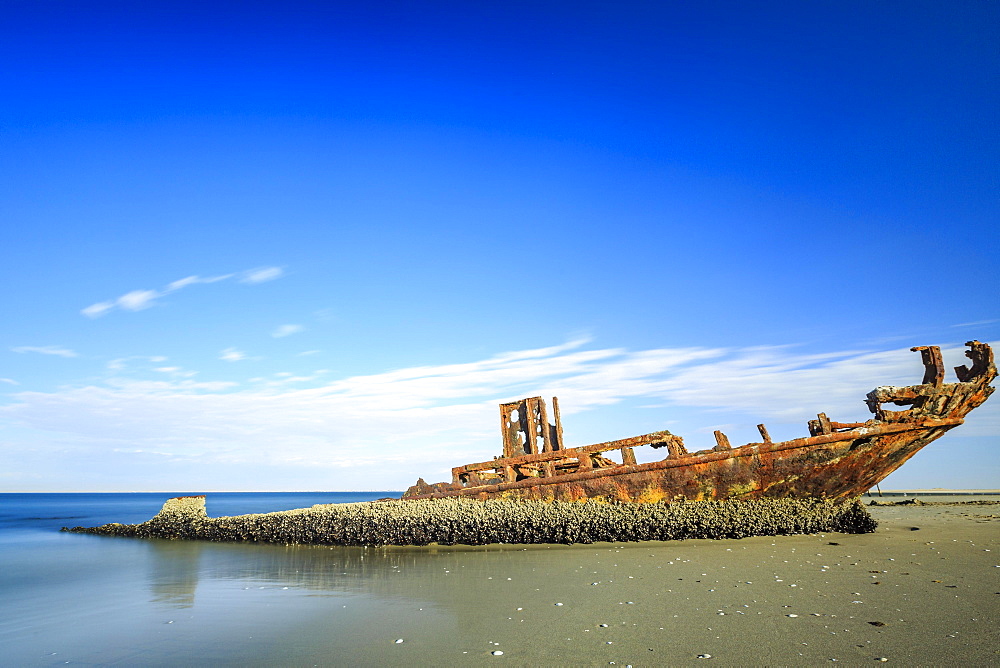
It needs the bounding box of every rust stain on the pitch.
[403,341,996,503]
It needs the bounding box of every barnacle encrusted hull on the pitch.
[65,495,877,546]
[404,342,996,504]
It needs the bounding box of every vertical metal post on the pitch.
[912,345,945,387]
[622,446,637,466]
[524,397,539,455]
[757,423,772,443]
[551,396,565,451]
[538,398,551,453]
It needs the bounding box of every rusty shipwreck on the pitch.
[403,341,995,503]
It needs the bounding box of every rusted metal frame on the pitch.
[500,396,538,457]
[870,385,937,403]
[829,421,866,430]
[551,396,565,451]
[806,415,865,435]
[867,342,995,418]
[500,396,565,457]
[911,345,945,387]
[866,384,952,420]
[666,438,688,458]
[536,399,550,453]
[955,340,994,382]
[742,416,960,456]
[808,412,835,436]
[713,430,731,450]
[422,417,965,500]
[499,400,519,458]
[524,398,539,455]
[452,430,677,477]
[621,446,637,466]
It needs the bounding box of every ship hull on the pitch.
[404,418,963,502]
[405,419,960,503]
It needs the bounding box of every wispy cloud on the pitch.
[240,267,283,284]
[81,302,115,318]
[81,267,283,318]
[153,367,197,378]
[272,324,304,338]
[116,290,159,311]
[220,348,247,362]
[107,356,167,371]
[2,339,995,489]
[11,345,78,358]
[0,378,18,385]
[951,319,999,328]
[166,274,232,291]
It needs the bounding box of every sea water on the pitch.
[0,492,402,666]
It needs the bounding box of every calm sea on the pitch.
[0,492,403,666]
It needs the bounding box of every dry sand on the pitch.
[252,500,999,666]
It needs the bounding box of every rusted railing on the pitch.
[453,415,685,486]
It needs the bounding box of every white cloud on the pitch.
[241,266,283,284]
[166,274,232,292]
[166,276,200,291]
[116,289,160,311]
[11,345,78,358]
[0,378,18,385]
[220,348,247,362]
[82,288,163,317]
[272,324,304,338]
[81,301,115,318]
[81,267,283,317]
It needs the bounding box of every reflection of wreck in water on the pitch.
[141,537,517,605]
[147,540,203,607]
[404,342,995,503]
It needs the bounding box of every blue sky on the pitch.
[1,1,997,492]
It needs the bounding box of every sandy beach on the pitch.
[254,500,998,666]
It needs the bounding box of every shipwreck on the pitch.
[403,341,995,504]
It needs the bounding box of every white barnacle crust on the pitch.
[63,496,878,546]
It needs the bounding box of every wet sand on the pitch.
[262,500,999,666]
